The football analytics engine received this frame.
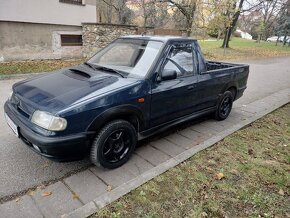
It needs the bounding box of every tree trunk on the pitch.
[222,27,231,48]
[276,34,279,46]
[257,34,261,43]
[217,30,221,40]
[142,0,147,28]
[186,17,193,37]
[283,33,288,46]
[221,0,245,48]
[107,1,112,24]
[143,16,147,28]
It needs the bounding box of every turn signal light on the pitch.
[138,98,145,103]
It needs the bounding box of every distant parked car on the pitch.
[278,36,290,42]
[266,36,278,42]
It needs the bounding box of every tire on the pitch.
[90,119,137,169]
[214,91,234,121]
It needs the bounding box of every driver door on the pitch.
[150,42,198,127]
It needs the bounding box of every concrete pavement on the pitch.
[0,56,289,217]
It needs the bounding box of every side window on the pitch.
[163,43,194,77]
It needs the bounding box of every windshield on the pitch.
[88,39,163,78]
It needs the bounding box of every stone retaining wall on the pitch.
[82,23,138,58]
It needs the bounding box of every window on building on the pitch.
[59,0,83,5]
[61,35,83,46]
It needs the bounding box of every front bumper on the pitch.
[4,101,92,161]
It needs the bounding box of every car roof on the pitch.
[120,35,197,43]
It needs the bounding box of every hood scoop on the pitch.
[67,69,91,79]
[65,65,93,80]
[64,66,118,86]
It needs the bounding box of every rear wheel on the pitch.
[214,91,233,121]
[90,120,137,169]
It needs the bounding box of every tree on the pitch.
[99,0,134,24]
[136,0,169,27]
[204,0,234,40]
[275,0,290,45]
[221,0,245,48]
[96,0,113,23]
[250,0,287,39]
[162,0,197,36]
[238,9,263,40]
[255,21,265,43]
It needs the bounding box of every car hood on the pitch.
[13,65,139,113]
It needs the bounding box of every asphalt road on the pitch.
[0,56,289,200]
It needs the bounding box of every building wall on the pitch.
[82,23,138,58]
[0,0,96,26]
[0,21,83,61]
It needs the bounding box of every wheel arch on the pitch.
[87,105,146,134]
[222,82,237,100]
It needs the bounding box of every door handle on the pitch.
[187,85,194,90]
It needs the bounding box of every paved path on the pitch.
[0,57,289,217]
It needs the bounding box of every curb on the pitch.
[62,89,290,218]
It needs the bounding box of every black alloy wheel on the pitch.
[90,120,137,169]
[103,129,131,163]
[215,91,234,121]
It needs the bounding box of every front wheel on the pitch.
[90,120,137,169]
[214,91,233,121]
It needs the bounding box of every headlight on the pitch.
[31,110,67,131]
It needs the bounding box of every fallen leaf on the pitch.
[72,192,79,200]
[15,197,21,202]
[215,172,225,180]
[230,169,239,175]
[27,191,35,196]
[41,191,52,197]
[278,189,284,196]
[206,166,214,172]
[107,185,112,192]
[248,148,254,155]
[201,211,208,217]
[37,185,46,190]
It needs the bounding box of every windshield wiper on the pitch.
[84,62,125,78]
[94,65,125,78]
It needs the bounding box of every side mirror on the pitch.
[161,69,177,81]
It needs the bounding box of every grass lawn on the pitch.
[92,104,290,218]
[199,37,290,61]
[0,59,84,76]
[0,38,289,75]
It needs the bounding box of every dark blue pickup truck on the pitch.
[4,36,249,169]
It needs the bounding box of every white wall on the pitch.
[0,0,96,26]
